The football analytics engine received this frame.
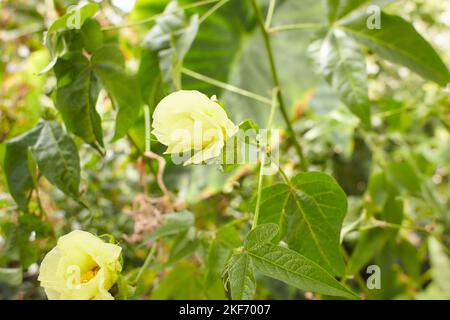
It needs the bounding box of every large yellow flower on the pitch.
[152,90,238,165]
[38,230,122,300]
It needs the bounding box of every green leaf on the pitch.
[398,238,421,284]
[54,52,104,150]
[245,223,279,251]
[346,228,388,274]
[225,253,256,300]
[216,223,241,248]
[169,227,198,262]
[14,214,53,269]
[258,172,348,276]
[18,213,52,239]
[216,0,326,126]
[428,237,450,297]
[221,119,260,172]
[55,45,140,145]
[149,211,194,241]
[77,19,103,53]
[386,161,422,195]
[0,268,22,287]
[91,45,142,140]
[40,2,99,74]
[205,240,232,290]
[140,1,199,92]
[327,0,371,22]
[138,48,161,107]
[31,121,80,198]
[40,32,70,75]
[115,275,136,300]
[151,261,205,299]
[239,119,259,132]
[46,2,99,35]
[309,30,371,127]
[4,121,80,209]
[248,244,358,299]
[340,12,450,86]
[4,122,44,211]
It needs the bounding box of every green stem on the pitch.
[252,153,266,230]
[264,0,277,28]
[102,0,222,31]
[199,0,229,24]
[252,88,281,229]
[268,23,324,33]
[134,241,158,285]
[181,67,273,105]
[276,160,290,185]
[250,0,308,171]
[144,104,151,153]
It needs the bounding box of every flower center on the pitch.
[80,266,100,283]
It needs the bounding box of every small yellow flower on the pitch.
[38,230,122,300]
[152,90,238,165]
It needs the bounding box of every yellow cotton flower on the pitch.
[152,90,238,165]
[38,230,122,300]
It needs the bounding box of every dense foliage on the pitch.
[0,0,449,300]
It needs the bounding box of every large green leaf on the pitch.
[55,45,140,146]
[91,45,142,140]
[140,1,199,93]
[346,228,387,274]
[4,122,44,211]
[219,0,326,126]
[248,244,358,299]
[204,240,232,290]
[31,121,80,198]
[41,2,100,74]
[385,160,422,195]
[309,29,371,127]
[340,12,450,86]
[245,223,279,251]
[4,121,81,210]
[258,172,347,276]
[54,52,103,150]
[46,2,99,35]
[225,253,256,300]
[327,0,371,22]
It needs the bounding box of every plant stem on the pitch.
[134,241,158,285]
[102,0,221,31]
[199,0,229,24]
[252,88,281,229]
[250,0,308,171]
[182,67,273,105]
[252,153,266,230]
[144,104,151,153]
[268,23,324,33]
[264,0,277,29]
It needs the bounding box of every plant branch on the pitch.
[250,0,308,171]
[133,241,158,285]
[252,152,266,230]
[144,104,151,153]
[143,151,170,198]
[268,23,324,33]
[264,0,277,29]
[102,0,222,31]
[199,0,229,24]
[181,67,273,105]
[252,88,279,229]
